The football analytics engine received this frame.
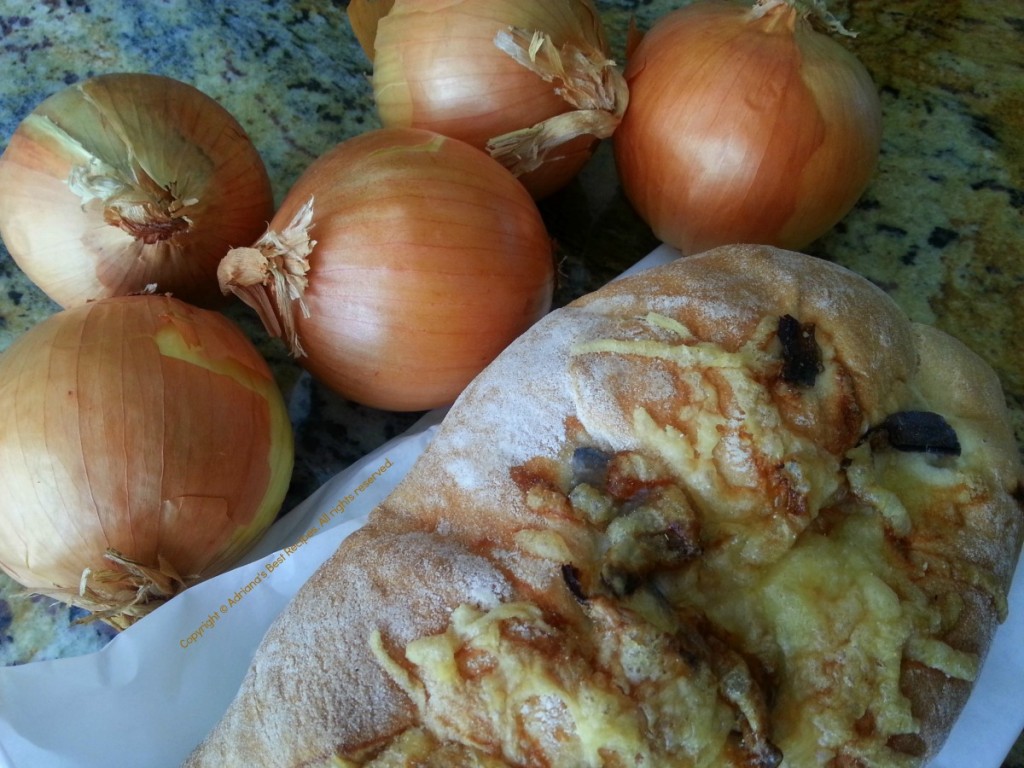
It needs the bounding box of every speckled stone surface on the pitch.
[0,0,1021,762]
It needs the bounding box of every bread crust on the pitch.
[185,245,1023,767]
[182,528,515,765]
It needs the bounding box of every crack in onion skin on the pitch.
[0,73,274,309]
[613,0,882,254]
[0,295,294,629]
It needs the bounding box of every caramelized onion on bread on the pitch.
[184,245,1023,767]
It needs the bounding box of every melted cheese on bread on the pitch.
[353,311,1013,767]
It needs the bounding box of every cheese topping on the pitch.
[573,314,847,568]
[370,600,739,767]
[358,312,1008,767]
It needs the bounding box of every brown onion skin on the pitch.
[267,128,555,412]
[368,0,608,199]
[0,73,274,308]
[613,1,883,255]
[0,295,293,605]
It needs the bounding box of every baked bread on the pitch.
[184,245,1023,767]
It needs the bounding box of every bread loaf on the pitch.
[185,244,1023,767]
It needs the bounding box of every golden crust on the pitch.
[184,245,1023,767]
[182,528,514,765]
[893,323,1023,759]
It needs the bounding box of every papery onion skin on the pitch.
[0,73,275,309]
[0,295,294,628]
[360,0,616,199]
[613,0,883,255]
[220,128,555,412]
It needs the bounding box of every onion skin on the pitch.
[0,295,294,628]
[356,0,620,199]
[219,128,555,412]
[0,73,275,308]
[613,0,883,254]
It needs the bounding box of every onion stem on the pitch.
[218,197,316,357]
[751,0,857,37]
[486,27,628,176]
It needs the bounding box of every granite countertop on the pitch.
[0,0,1021,764]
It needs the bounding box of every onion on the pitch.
[348,0,628,199]
[218,127,554,412]
[0,294,294,629]
[0,73,275,309]
[613,0,882,254]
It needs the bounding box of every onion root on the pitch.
[26,549,189,630]
[68,156,199,245]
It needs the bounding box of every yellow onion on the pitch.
[0,295,294,629]
[614,0,882,254]
[348,0,628,199]
[218,127,554,412]
[0,73,274,308]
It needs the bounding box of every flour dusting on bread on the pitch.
[184,245,1023,768]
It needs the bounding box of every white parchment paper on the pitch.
[0,245,1020,768]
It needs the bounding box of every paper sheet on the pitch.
[0,246,1020,767]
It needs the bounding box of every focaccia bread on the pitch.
[184,245,1024,767]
